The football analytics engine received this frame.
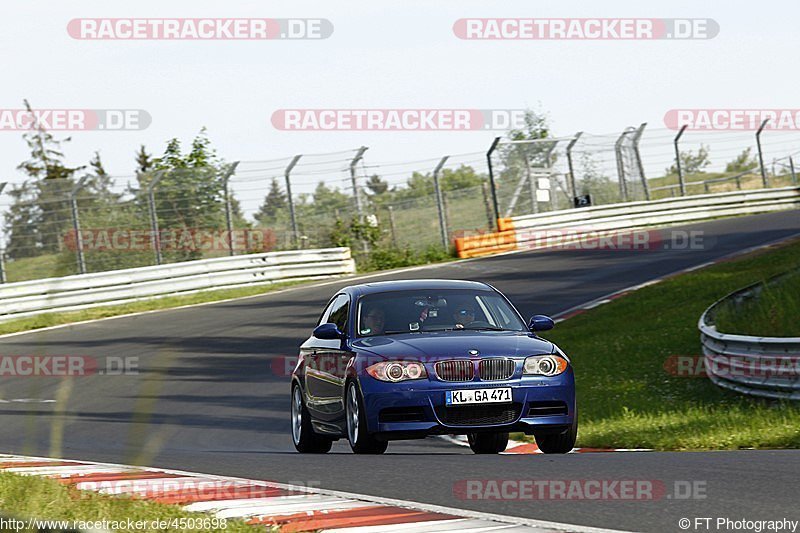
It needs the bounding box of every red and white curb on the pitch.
[0,454,631,533]
[437,435,651,454]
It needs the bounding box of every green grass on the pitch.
[648,171,794,200]
[3,254,70,283]
[524,238,800,450]
[0,472,266,532]
[0,280,309,336]
[714,270,800,337]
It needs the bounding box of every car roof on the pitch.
[344,279,493,297]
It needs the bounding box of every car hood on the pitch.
[351,331,554,360]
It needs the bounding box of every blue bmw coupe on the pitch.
[290,279,576,454]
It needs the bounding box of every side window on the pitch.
[327,294,350,333]
[317,297,337,326]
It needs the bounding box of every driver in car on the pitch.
[453,306,478,329]
[361,305,386,336]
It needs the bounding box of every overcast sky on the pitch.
[1,0,797,200]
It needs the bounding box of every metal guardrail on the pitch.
[454,186,800,257]
[699,274,800,400]
[510,186,800,231]
[0,248,355,322]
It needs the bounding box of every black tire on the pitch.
[291,384,333,453]
[535,417,578,454]
[467,432,509,454]
[345,381,388,454]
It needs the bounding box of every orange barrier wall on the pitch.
[453,219,517,258]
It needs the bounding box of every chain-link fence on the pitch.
[2,127,799,283]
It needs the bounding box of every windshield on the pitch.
[357,289,527,337]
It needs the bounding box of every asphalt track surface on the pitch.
[1,211,799,532]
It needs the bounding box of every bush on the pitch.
[357,244,454,272]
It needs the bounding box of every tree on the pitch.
[3,181,40,259]
[311,181,351,215]
[365,174,389,196]
[131,128,231,260]
[504,109,553,167]
[255,178,288,224]
[8,100,84,257]
[441,165,485,191]
[135,145,154,175]
[83,151,119,204]
[666,145,711,175]
[725,148,758,173]
[508,109,551,143]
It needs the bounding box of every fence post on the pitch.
[756,119,769,188]
[146,171,166,265]
[387,205,397,247]
[349,147,368,219]
[566,132,582,203]
[349,147,369,253]
[543,141,559,209]
[481,182,494,230]
[432,156,450,249]
[521,148,537,215]
[673,125,688,196]
[0,183,5,283]
[69,176,90,274]
[283,155,302,247]
[614,129,629,202]
[632,123,650,200]
[486,137,502,229]
[221,162,239,256]
[790,156,797,185]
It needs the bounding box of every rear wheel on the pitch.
[535,417,577,454]
[291,385,333,453]
[346,382,388,454]
[467,432,509,454]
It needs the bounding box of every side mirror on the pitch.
[529,315,554,332]
[313,323,344,340]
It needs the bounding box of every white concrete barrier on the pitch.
[0,248,356,321]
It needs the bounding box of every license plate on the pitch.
[446,387,512,406]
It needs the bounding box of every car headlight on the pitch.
[523,354,568,376]
[366,361,428,382]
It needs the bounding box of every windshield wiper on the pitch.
[381,330,421,335]
[421,326,511,332]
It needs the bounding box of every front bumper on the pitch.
[359,369,576,438]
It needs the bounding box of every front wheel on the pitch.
[346,382,388,454]
[291,385,333,453]
[535,417,577,454]
[467,432,509,454]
